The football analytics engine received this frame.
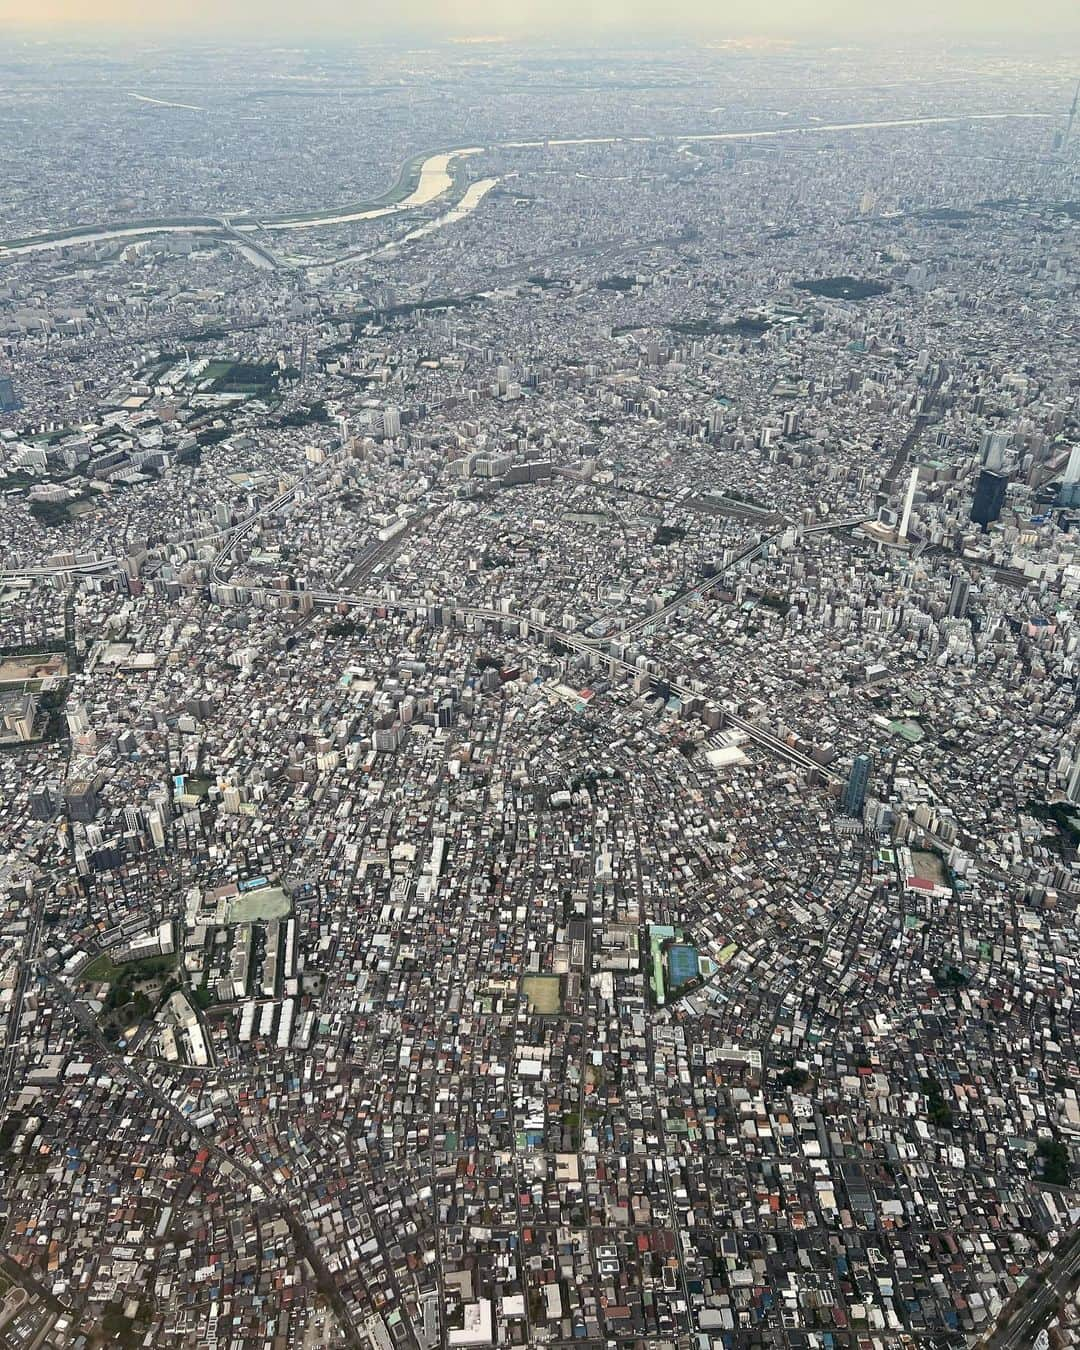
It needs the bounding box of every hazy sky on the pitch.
[2,0,1079,37]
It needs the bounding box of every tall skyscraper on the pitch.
[1056,445,1080,507]
[842,754,872,817]
[971,470,1008,530]
[899,466,919,540]
[947,575,970,620]
[1066,757,1080,805]
[1064,77,1080,152]
[979,429,1010,472]
[0,374,17,412]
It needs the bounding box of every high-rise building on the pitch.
[947,575,970,620]
[899,466,919,540]
[382,406,401,438]
[66,701,90,737]
[64,778,99,822]
[971,470,1008,530]
[1068,757,1080,806]
[0,692,38,743]
[979,430,1010,472]
[1057,448,1080,507]
[842,754,872,817]
[0,374,17,412]
[29,784,56,821]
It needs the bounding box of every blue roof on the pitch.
[667,943,700,990]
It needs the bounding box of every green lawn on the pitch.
[83,952,176,984]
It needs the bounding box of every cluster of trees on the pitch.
[29,494,89,528]
[99,956,176,1036]
[653,523,687,546]
[795,275,890,300]
[279,401,330,428]
[669,315,772,337]
[327,620,366,639]
[921,1074,953,1129]
[1037,1137,1073,1186]
[209,362,279,394]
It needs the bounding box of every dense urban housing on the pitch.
[0,28,1078,1350]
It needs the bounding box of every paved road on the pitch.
[876,361,949,516]
[43,971,366,1349]
[617,515,868,641]
[2,465,855,788]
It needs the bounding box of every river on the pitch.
[0,114,1052,258]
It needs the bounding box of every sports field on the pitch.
[522,974,562,1014]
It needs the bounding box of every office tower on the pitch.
[64,779,99,822]
[947,575,970,620]
[842,753,871,817]
[66,701,90,737]
[0,374,16,411]
[1058,445,1080,507]
[979,430,1010,472]
[382,406,401,438]
[29,784,56,821]
[1065,77,1080,152]
[898,466,919,540]
[0,692,37,743]
[971,470,1008,530]
[1069,757,1080,806]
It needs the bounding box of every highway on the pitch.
[616,515,869,641]
[979,1229,1080,1350]
[208,483,300,583]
